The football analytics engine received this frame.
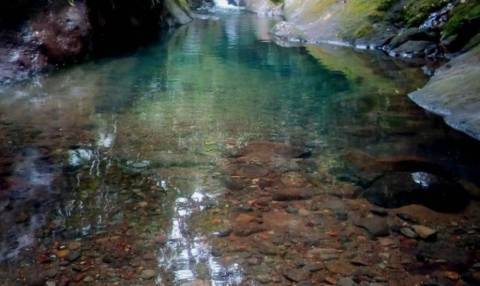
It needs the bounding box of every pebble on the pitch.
[255,274,272,284]
[412,225,437,240]
[67,251,81,262]
[337,277,356,286]
[324,276,336,284]
[400,227,417,238]
[284,269,309,282]
[354,217,390,238]
[140,269,156,280]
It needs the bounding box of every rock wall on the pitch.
[247,0,480,58]
[0,0,193,84]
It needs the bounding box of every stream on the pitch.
[0,9,480,286]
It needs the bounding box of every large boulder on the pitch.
[409,44,480,140]
[362,171,470,213]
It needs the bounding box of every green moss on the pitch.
[443,0,480,37]
[400,0,449,27]
[376,0,398,12]
[353,24,375,38]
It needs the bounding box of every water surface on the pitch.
[0,10,479,286]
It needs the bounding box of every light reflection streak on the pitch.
[157,186,243,285]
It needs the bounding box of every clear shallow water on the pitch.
[0,10,479,285]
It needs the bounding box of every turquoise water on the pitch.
[0,10,479,285]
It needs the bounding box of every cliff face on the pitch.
[0,0,192,84]
[247,0,480,58]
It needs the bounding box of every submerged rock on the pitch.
[362,171,470,212]
[354,217,390,238]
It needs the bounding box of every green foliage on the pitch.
[443,0,480,37]
[400,0,449,27]
[376,0,398,12]
[270,0,284,4]
[353,24,375,38]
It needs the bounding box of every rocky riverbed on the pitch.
[2,140,480,285]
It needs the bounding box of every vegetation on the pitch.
[443,0,480,37]
[400,0,450,27]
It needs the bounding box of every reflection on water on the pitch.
[158,190,243,285]
[0,10,479,285]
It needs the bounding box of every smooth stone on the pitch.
[337,277,356,286]
[283,268,309,282]
[354,217,390,238]
[67,251,81,262]
[140,269,156,280]
[400,227,417,238]
[412,225,437,240]
[409,45,480,141]
[307,248,342,261]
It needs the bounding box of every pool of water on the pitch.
[0,9,479,286]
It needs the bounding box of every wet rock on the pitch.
[305,263,323,273]
[67,241,81,251]
[66,251,81,262]
[272,188,313,201]
[416,241,469,267]
[378,237,395,247]
[211,248,222,257]
[325,277,337,284]
[391,41,437,57]
[362,172,470,212]
[280,171,307,187]
[389,28,436,49]
[411,225,437,240]
[354,217,390,238]
[215,228,233,237]
[325,261,355,275]
[255,274,272,284]
[350,258,369,266]
[400,227,417,239]
[233,223,266,237]
[140,269,156,280]
[56,249,70,259]
[284,268,310,282]
[286,206,299,214]
[337,277,357,286]
[307,248,342,261]
[335,211,349,221]
[409,45,480,140]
